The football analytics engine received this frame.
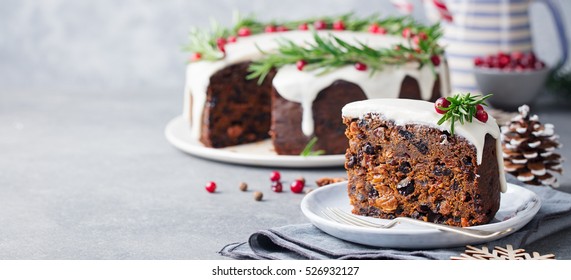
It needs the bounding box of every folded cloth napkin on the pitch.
[219,176,571,260]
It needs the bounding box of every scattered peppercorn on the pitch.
[254,191,263,201]
[239,182,248,192]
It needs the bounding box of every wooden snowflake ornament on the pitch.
[451,245,555,260]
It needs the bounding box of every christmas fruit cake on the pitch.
[342,95,507,227]
[182,14,450,155]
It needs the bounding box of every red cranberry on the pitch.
[265,25,277,33]
[276,26,288,32]
[237,27,251,37]
[216,37,227,52]
[368,23,380,33]
[476,104,484,111]
[271,181,283,193]
[227,36,237,43]
[290,180,305,194]
[498,55,510,69]
[434,97,451,114]
[511,51,524,61]
[314,20,327,30]
[474,57,484,67]
[417,32,428,40]
[475,110,488,123]
[378,27,387,34]
[296,60,307,71]
[333,20,345,30]
[270,171,281,182]
[535,61,546,70]
[402,28,413,38]
[298,23,309,30]
[190,52,202,61]
[205,181,217,193]
[354,62,368,71]
[431,55,441,66]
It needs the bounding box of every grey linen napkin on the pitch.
[219,176,571,260]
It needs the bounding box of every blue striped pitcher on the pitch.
[439,0,568,93]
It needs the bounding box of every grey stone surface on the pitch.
[0,0,570,260]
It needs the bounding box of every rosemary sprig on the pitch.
[247,30,443,84]
[182,13,443,64]
[300,137,325,157]
[436,93,493,135]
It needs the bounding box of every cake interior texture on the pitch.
[198,61,443,154]
[344,113,501,227]
[199,61,276,148]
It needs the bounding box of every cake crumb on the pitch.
[315,177,347,187]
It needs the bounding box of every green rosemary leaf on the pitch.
[437,93,493,136]
[300,137,325,157]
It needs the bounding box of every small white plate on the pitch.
[165,116,345,168]
[301,182,540,249]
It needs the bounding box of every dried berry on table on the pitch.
[239,182,248,192]
[315,177,347,187]
[253,191,263,201]
[205,181,217,193]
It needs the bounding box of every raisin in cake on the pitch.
[183,16,450,155]
[342,99,507,227]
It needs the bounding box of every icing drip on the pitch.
[272,63,439,136]
[183,30,448,139]
[342,98,507,193]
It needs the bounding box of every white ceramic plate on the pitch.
[165,116,345,167]
[301,182,540,249]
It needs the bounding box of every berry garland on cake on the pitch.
[183,13,444,79]
[501,105,563,188]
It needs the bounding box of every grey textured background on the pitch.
[1,0,570,260]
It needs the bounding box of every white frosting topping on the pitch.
[183,31,450,139]
[342,98,507,193]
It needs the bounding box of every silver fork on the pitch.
[322,207,513,239]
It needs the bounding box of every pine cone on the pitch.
[501,105,563,187]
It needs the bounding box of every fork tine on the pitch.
[321,209,371,227]
[328,207,385,228]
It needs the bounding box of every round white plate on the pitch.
[301,182,540,249]
[165,116,345,167]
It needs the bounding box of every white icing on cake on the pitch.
[183,30,450,139]
[342,98,507,193]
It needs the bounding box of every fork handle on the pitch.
[394,217,509,239]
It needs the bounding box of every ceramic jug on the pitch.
[433,0,569,93]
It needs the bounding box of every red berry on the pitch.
[190,52,202,61]
[535,61,546,70]
[276,26,288,32]
[290,180,305,194]
[270,171,281,182]
[237,27,251,37]
[417,32,428,40]
[476,104,484,111]
[298,23,309,30]
[431,55,441,66]
[413,35,420,45]
[314,20,327,30]
[498,55,510,69]
[296,60,307,71]
[368,23,380,33]
[227,36,237,43]
[402,28,413,38]
[511,51,524,62]
[474,57,484,67]
[434,97,451,114]
[216,37,227,52]
[354,62,368,71]
[333,20,345,30]
[475,110,488,123]
[265,25,277,33]
[378,27,387,34]
[205,181,217,193]
[271,181,283,193]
